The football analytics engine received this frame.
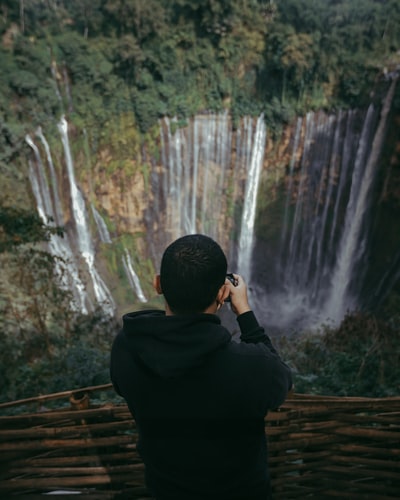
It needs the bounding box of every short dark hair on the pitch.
[160,234,227,314]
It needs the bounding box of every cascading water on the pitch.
[57,116,115,316]
[26,134,88,313]
[36,126,66,228]
[280,116,302,249]
[91,204,112,244]
[252,79,398,331]
[122,249,147,303]
[157,113,266,270]
[29,113,266,316]
[159,113,232,241]
[323,79,397,323]
[26,135,54,220]
[26,79,398,328]
[237,115,267,281]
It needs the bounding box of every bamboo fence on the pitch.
[0,385,399,499]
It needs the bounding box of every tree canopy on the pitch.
[0,0,398,142]
[0,205,63,253]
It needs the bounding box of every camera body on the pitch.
[226,273,238,286]
[225,273,238,302]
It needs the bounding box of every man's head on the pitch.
[156,234,228,314]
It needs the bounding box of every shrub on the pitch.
[278,312,400,397]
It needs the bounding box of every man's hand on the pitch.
[225,274,251,316]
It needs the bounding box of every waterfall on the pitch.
[26,91,397,329]
[313,112,342,291]
[251,81,397,330]
[280,116,302,249]
[58,116,115,316]
[36,127,64,227]
[237,115,267,281]
[324,79,398,323]
[50,61,63,104]
[159,113,233,241]
[284,111,316,286]
[122,249,147,303]
[25,135,54,220]
[256,107,378,330]
[62,65,73,113]
[91,204,112,244]
[158,113,266,270]
[26,135,88,314]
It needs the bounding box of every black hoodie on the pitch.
[110,309,292,500]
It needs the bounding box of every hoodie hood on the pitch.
[121,309,231,378]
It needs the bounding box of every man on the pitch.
[111,234,292,499]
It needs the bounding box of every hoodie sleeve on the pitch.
[237,311,277,351]
[237,311,293,404]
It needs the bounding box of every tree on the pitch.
[66,0,103,39]
[0,205,63,253]
[103,0,167,41]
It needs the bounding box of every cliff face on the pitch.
[22,78,400,329]
[85,165,148,236]
[24,114,269,317]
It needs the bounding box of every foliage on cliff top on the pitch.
[0,0,399,144]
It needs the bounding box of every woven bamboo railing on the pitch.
[0,385,399,499]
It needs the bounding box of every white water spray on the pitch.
[237,115,267,281]
[159,113,266,270]
[58,116,115,315]
[26,135,88,313]
[122,249,147,303]
[324,80,397,324]
[91,204,112,244]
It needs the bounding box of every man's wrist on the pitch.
[235,304,251,316]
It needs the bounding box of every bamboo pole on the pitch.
[336,443,400,457]
[0,405,131,426]
[0,419,134,440]
[0,384,114,410]
[329,454,400,470]
[320,464,400,480]
[6,463,145,476]
[0,435,134,452]
[0,473,145,491]
[9,451,138,467]
[333,426,400,440]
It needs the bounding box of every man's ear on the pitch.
[153,275,163,295]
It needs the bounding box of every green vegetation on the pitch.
[0,205,63,252]
[1,0,399,145]
[0,203,120,404]
[1,200,399,403]
[278,309,400,397]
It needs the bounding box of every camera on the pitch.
[225,273,238,302]
[226,273,238,286]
